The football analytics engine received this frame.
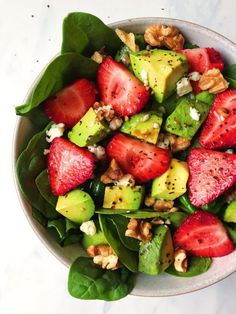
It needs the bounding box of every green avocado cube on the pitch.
[81,221,108,249]
[139,225,174,275]
[130,49,188,103]
[165,98,210,140]
[56,189,95,224]
[68,108,110,147]
[121,112,162,144]
[224,200,236,223]
[103,186,145,210]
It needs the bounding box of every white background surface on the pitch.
[1,0,236,313]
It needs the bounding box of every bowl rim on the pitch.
[12,16,236,298]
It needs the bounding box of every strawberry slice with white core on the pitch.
[187,148,236,207]
[48,138,94,196]
[97,57,150,116]
[174,210,234,257]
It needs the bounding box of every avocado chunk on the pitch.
[130,49,188,103]
[224,200,236,223]
[56,189,95,223]
[151,159,189,201]
[120,112,162,144]
[139,225,174,275]
[81,221,108,249]
[165,97,210,140]
[103,186,145,210]
[68,108,110,147]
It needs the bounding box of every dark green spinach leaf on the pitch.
[179,193,196,214]
[183,42,199,49]
[16,123,59,219]
[108,215,139,252]
[99,215,138,272]
[35,169,57,207]
[15,53,98,116]
[224,64,236,88]
[68,257,134,300]
[47,218,81,246]
[225,224,236,244]
[62,12,121,55]
[166,257,212,277]
[32,208,48,227]
[96,208,135,215]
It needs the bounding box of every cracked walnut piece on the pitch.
[157,133,190,153]
[198,68,229,94]
[91,51,105,64]
[174,249,188,272]
[87,244,119,270]
[144,24,184,50]
[145,195,178,213]
[115,28,139,52]
[125,218,152,242]
[100,159,124,184]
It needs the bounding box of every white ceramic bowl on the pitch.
[13,17,236,297]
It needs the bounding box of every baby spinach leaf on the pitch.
[183,42,199,49]
[32,208,48,227]
[99,215,138,272]
[108,215,139,252]
[122,211,187,228]
[224,64,236,88]
[62,12,121,55]
[15,53,98,116]
[96,208,135,215]
[134,34,146,50]
[16,123,59,219]
[35,169,57,207]
[178,193,197,214]
[201,195,227,215]
[47,218,81,246]
[225,224,236,244]
[68,257,134,300]
[166,257,212,277]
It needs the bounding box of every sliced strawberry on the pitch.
[106,133,170,183]
[97,57,150,116]
[44,79,97,128]
[179,47,224,73]
[48,138,94,196]
[206,48,224,72]
[199,90,236,149]
[174,210,234,257]
[187,148,236,206]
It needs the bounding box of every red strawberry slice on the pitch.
[206,48,224,72]
[179,47,224,73]
[97,57,150,116]
[174,210,234,257]
[44,79,97,128]
[106,133,170,183]
[48,138,94,196]
[187,148,236,207]
[199,90,236,149]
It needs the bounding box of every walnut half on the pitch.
[174,249,188,272]
[87,244,119,270]
[144,24,184,50]
[125,218,152,242]
[198,68,229,94]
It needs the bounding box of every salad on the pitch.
[15,12,236,301]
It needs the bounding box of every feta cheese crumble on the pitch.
[88,145,106,160]
[80,220,96,236]
[176,77,192,97]
[46,123,65,143]
[114,174,135,187]
[189,107,201,121]
[188,71,201,81]
[140,70,148,86]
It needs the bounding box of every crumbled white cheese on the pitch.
[140,70,149,86]
[43,149,50,155]
[188,71,201,81]
[176,77,193,97]
[46,123,65,143]
[141,114,150,122]
[109,116,123,130]
[88,145,106,160]
[189,107,201,121]
[80,220,96,236]
[114,174,135,187]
